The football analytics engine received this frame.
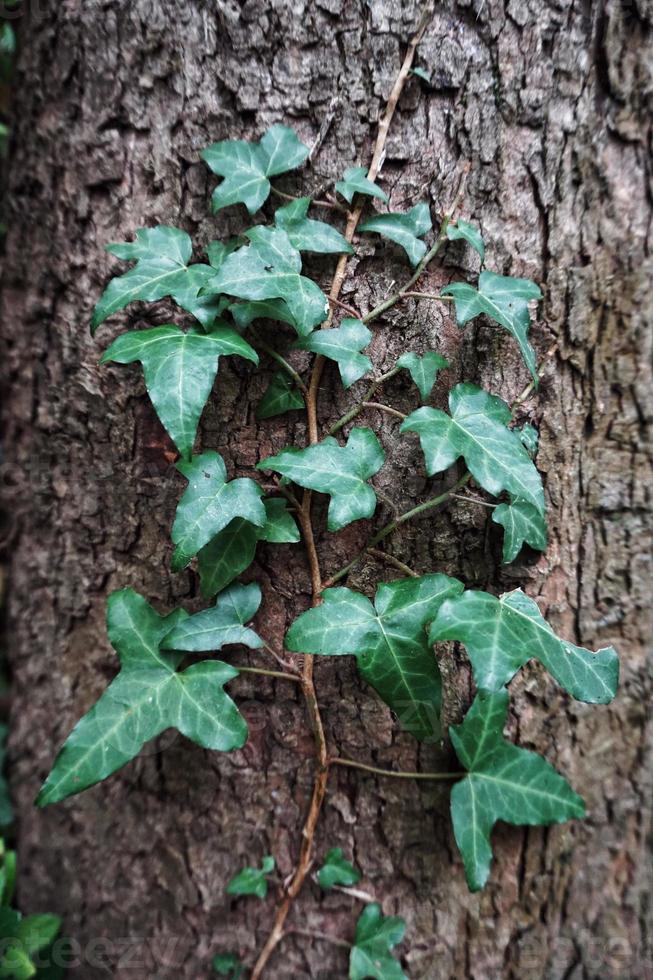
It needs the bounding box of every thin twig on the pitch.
[329,883,378,903]
[235,666,302,683]
[511,342,558,409]
[367,547,419,578]
[327,295,360,317]
[362,401,407,421]
[330,756,462,781]
[401,290,454,302]
[361,162,471,326]
[323,472,471,587]
[287,927,351,951]
[328,366,402,435]
[253,333,308,395]
[450,493,496,509]
[262,641,303,674]
[270,185,345,212]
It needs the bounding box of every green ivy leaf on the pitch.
[492,498,548,563]
[212,953,244,978]
[349,904,406,980]
[446,219,485,262]
[293,319,372,388]
[91,226,216,334]
[410,66,431,83]
[317,848,361,890]
[396,351,448,402]
[401,383,545,516]
[450,689,585,891]
[171,451,266,571]
[201,124,309,214]
[335,167,388,205]
[101,325,258,460]
[517,422,539,457]
[197,498,299,598]
[442,271,542,382]
[286,575,463,741]
[162,582,263,653]
[359,203,432,267]
[430,587,619,703]
[0,728,12,829]
[0,841,16,908]
[256,370,305,420]
[274,197,353,254]
[0,910,62,980]
[226,855,275,899]
[258,428,384,532]
[207,227,328,337]
[36,590,248,806]
[230,298,297,333]
[206,240,240,271]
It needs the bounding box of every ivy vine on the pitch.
[36,11,620,979]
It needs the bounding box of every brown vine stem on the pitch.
[329,756,463,781]
[250,9,434,978]
[367,547,419,578]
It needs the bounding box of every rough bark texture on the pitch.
[0,1,651,977]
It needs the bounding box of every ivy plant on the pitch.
[38,42,620,976]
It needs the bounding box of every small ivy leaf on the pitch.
[257,370,305,419]
[410,66,431,83]
[171,451,266,571]
[450,689,585,891]
[226,855,276,899]
[230,298,297,333]
[0,727,13,829]
[286,575,463,741]
[91,226,217,334]
[401,383,546,516]
[492,498,548,563]
[258,428,385,532]
[162,582,263,653]
[446,218,485,262]
[317,848,361,890]
[335,166,388,205]
[429,587,619,703]
[101,325,258,461]
[197,499,299,598]
[293,319,372,389]
[36,590,248,806]
[201,124,309,215]
[206,240,240,271]
[359,203,432,267]
[349,903,407,980]
[516,422,539,457]
[274,197,354,254]
[212,953,244,978]
[0,911,62,980]
[207,227,328,337]
[396,351,449,402]
[0,840,16,907]
[258,498,300,544]
[442,271,542,382]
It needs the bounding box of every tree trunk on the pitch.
[1,1,651,977]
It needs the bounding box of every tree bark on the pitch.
[1,1,651,978]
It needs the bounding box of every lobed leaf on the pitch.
[396,351,448,402]
[442,271,542,382]
[226,855,275,900]
[430,587,619,703]
[274,197,353,254]
[101,324,258,460]
[293,318,372,388]
[207,227,328,337]
[171,451,266,571]
[258,428,384,532]
[197,498,299,598]
[162,582,263,653]
[349,904,407,980]
[492,498,547,563]
[317,848,361,890]
[359,203,432,267]
[201,124,309,214]
[256,370,305,419]
[286,575,463,741]
[212,953,244,978]
[36,590,248,806]
[401,383,546,516]
[450,689,585,890]
[91,226,218,333]
[230,297,297,333]
[446,218,485,261]
[335,166,388,205]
